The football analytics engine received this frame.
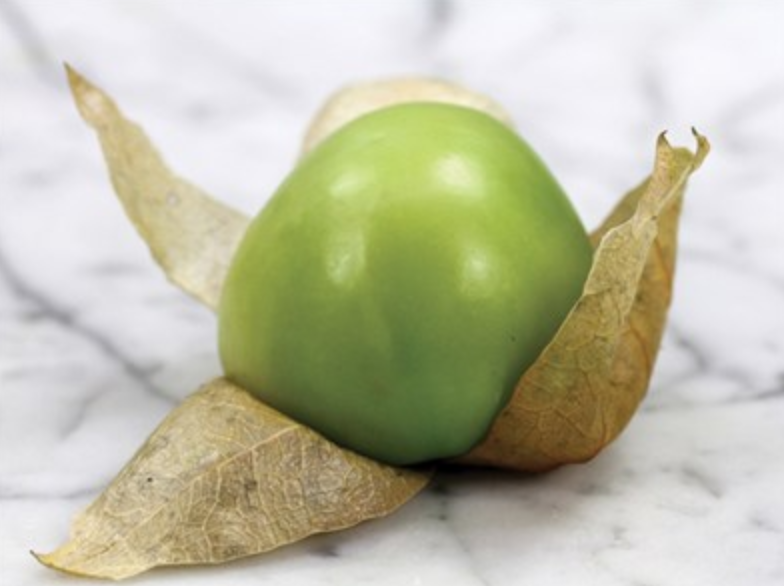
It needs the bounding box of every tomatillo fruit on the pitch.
[218,103,593,465]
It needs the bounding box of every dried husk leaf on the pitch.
[52,69,710,578]
[460,131,709,471]
[301,77,514,153]
[65,65,249,309]
[34,378,430,580]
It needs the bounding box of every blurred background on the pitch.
[1,2,782,585]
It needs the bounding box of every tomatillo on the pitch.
[218,103,592,465]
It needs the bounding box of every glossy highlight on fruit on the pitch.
[218,103,593,465]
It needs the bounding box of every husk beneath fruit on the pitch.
[34,378,430,580]
[41,69,708,579]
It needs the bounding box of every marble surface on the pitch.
[1,1,783,584]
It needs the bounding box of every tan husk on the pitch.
[34,378,430,580]
[461,130,709,471]
[301,77,514,153]
[65,65,249,310]
[38,68,708,578]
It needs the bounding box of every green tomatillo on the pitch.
[218,103,593,465]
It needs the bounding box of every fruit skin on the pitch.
[218,103,593,465]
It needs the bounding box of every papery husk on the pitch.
[302,77,514,153]
[45,69,709,579]
[34,378,429,580]
[65,65,248,310]
[460,130,709,471]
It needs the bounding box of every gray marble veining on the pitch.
[1,1,782,584]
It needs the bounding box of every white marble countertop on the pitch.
[1,1,782,584]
